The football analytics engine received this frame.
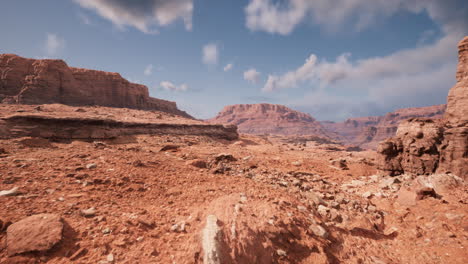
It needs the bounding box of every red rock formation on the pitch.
[0,54,191,118]
[377,37,468,179]
[322,105,446,149]
[209,104,331,137]
[437,36,468,178]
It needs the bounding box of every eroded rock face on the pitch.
[377,37,468,179]
[322,105,446,150]
[0,54,191,118]
[377,119,444,176]
[209,104,331,137]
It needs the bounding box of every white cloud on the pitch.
[160,81,188,92]
[288,62,455,121]
[224,63,233,72]
[262,33,461,92]
[245,0,468,35]
[202,43,218,65]
[74,0,194,34]
[244,68,261,84]
[144,64,153,76]
[256,0,467,120]
[45,33,65,56]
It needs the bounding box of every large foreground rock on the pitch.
[377,36,468,179]
[7,214,63,256]
[0,54,191,118]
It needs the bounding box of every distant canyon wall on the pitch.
[0,54,191,118]
[209,103,332,137]
[322,105,446,149]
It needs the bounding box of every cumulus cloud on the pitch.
[262,33,460,92]
[254,0,467,120]
[202,43,218,65]
[244,68,261,84]
[74,0,193,33]
[288,62,455,121]
[144,64,153,76]
[45,33,65,56]
[160,81,188,92]
[245,0,468,35]
[224,63,233,72]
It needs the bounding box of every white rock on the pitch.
[107,253,114,262]
[0,187,19,197]
[86,163,97,169]
[81,207,96,217]
[309,224,328,238]
[202,215,222,264]
[276,249,287,257]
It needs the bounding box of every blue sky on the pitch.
[1,0,467,121]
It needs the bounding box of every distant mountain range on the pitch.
[209,103,446,149]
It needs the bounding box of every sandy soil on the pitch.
[0,105,466,264]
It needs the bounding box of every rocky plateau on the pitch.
[0,54,191,118]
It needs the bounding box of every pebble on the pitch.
[309,224,329,238]
[276,249,287,257]
[240,193,248,203]
[81,207,97,217]
[107,253,114,262]
[317,205,329,217]
[292,161,302,166]
[170,221,186,232]
[86,163,97,169]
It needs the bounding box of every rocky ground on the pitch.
[0,106,466,263]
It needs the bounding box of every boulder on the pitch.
[7,214,63,256]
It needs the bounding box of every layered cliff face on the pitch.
[0,54,191,118]
[322,105,446,149]
[438,36,468,178]
[377,37,468,179]
[209,104,331,137]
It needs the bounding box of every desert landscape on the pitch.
[1,1,467,264]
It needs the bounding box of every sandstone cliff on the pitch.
[377,37,468,179]
[0,54,191,118]
[209,103,331,137]
[322,105,446,149]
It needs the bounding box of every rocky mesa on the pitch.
[0,54,191,118]
[322,104,446,149]
[377,36,468,179]
[209,103,331,137]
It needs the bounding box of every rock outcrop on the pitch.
[377,37,468,179]
[0,54,191,118]
[0,104,238,141]
[322,105,446,149]
[209,104,331,137]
